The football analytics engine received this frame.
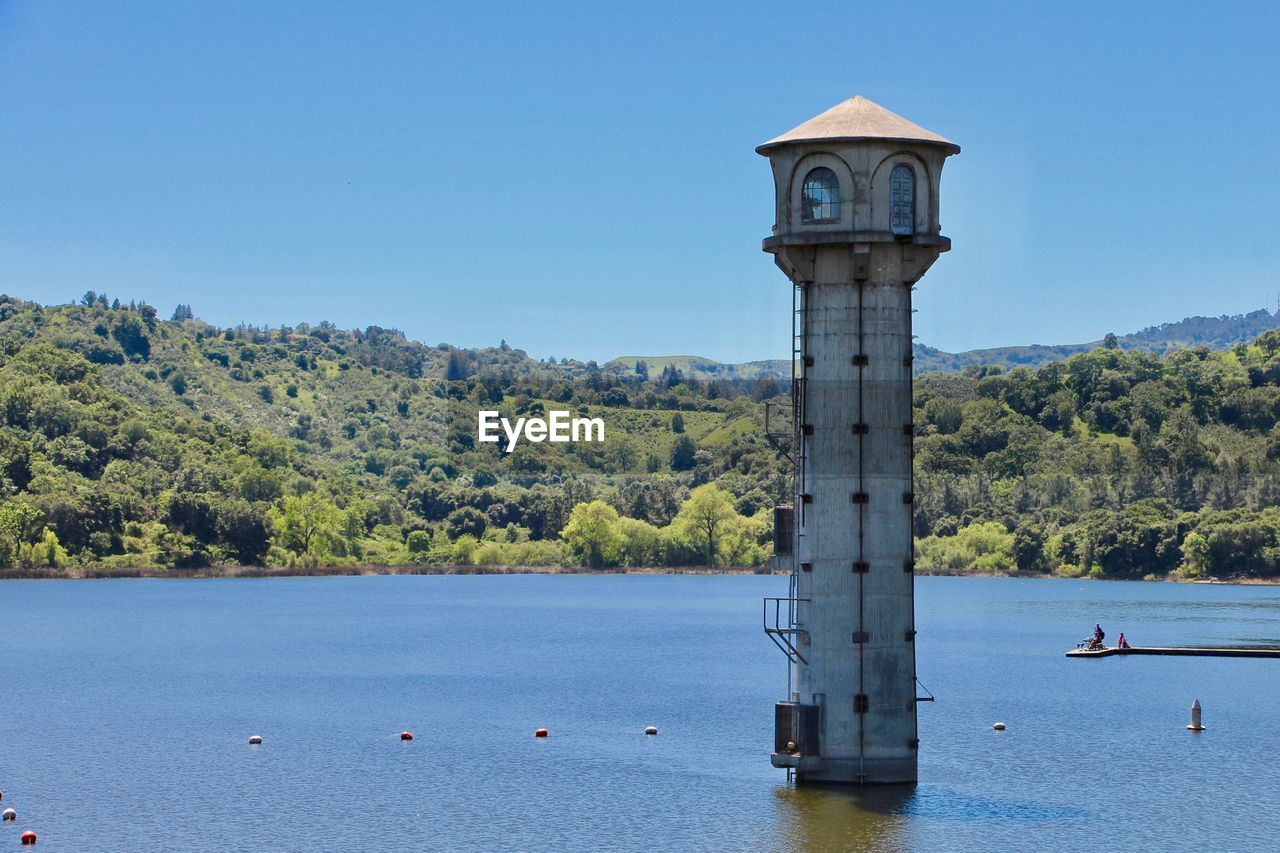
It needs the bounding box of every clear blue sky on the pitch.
[2,1,1278,363]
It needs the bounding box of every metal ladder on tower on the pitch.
[762,280,809,699]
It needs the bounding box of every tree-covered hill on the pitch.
[3,292,1280,581]
[0,293,785,572]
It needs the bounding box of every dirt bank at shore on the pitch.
[0,564,784,580]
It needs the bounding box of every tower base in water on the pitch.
[770,700,918,784]
[771,753,919,786]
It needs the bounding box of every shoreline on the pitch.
[0,564,784,580]
[0,564,1273,584]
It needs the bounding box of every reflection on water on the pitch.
[772,782,1093,851]
[772,784,914,851]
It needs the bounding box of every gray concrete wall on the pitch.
[791,243,921,784]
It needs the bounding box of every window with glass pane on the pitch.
[890,165,915,235]
[801,168,840,223]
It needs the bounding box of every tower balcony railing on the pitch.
[763,596,809,665]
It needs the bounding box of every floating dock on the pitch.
[1067,646,1280,659]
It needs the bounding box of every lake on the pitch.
[1,574,1277,851]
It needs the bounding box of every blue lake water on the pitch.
[1,574,1278,851]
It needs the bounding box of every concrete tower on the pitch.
[761,97,958,785]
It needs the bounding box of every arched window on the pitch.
[890,165,915,235]
[801,167,840,223]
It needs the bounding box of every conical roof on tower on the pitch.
[757,96,959,155]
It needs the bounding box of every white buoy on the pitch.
[248,735,263,745]
[2,808,15,822]
[993,722,1006,731]
[1187,698,1205,731]
[644,726,658,736]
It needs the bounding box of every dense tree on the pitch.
[271,493,341,558]
[218,500,272,565]
[445,506,487,540]
[670,436,697,471]
[0,502,39,565]
[561,500,625,567]
[674,484,737,566]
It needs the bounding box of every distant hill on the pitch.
[608,355,791,381]
[609,309,1280,378]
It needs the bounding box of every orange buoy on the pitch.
[534,728,549,738]
[400,731,414,741]
[20,830,36,845]
[2,809,14,822]
[248,735,263,745]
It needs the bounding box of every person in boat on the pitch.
[1090,624,1105,649]
[1117,633,1131,649]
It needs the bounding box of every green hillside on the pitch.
[4,291,1280,581]
[0,293,783,572]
